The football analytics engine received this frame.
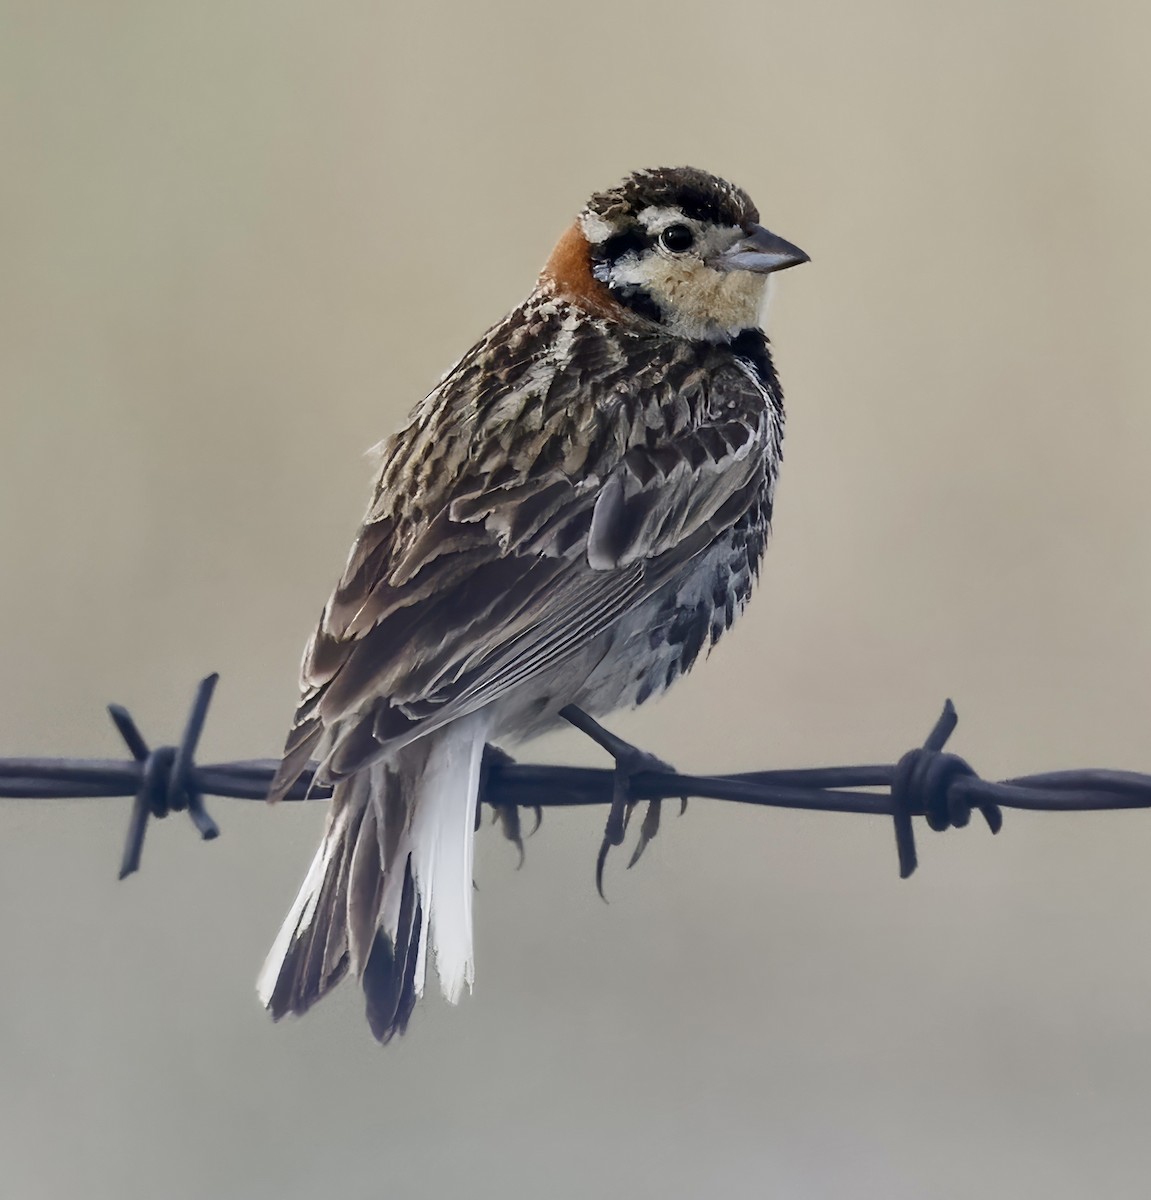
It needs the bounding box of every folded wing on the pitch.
[268,316,779,799]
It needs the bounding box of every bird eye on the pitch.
[659,224,695,253]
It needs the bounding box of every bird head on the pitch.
[542,166,808,342]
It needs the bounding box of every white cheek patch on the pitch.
[579,212,616,245]
[605,254,651,288]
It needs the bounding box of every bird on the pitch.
[258,166,808,1042]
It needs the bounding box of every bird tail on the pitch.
[257,713,491,1042]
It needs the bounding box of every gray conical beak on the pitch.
[717,225,810,274]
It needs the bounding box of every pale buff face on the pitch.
[582,205,771,341]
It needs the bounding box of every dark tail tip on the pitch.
[363,858,424,1043]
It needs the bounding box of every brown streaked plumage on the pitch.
[259,166,808,1041]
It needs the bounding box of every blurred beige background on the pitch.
[3,2,1151,1197]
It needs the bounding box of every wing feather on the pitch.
[269,297,782,797]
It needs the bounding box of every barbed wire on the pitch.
[3,673,1151,885]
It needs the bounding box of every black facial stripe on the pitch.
[611,284,664,324]
[589,223,664,325]
[730,328,779,391]
[597,225,653,262]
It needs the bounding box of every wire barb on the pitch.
[888,700,1002,879]
[111,674,221,880]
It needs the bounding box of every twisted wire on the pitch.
[3,674,1150,881]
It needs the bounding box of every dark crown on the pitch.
[584,167,759,230]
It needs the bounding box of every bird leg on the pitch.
[559,705,678,899]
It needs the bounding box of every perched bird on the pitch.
[259,166,808,1041]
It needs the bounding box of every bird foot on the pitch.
[479,745,541,867]
[559,705,680,899]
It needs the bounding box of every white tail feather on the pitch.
[376,712,490,1002]
[410,712,489,1001]
[257,712,491,1016]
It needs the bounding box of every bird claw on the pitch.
[490,802,526,868]
[480,745,535,866]
[559,705,678,899]
[626,798,662,870]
